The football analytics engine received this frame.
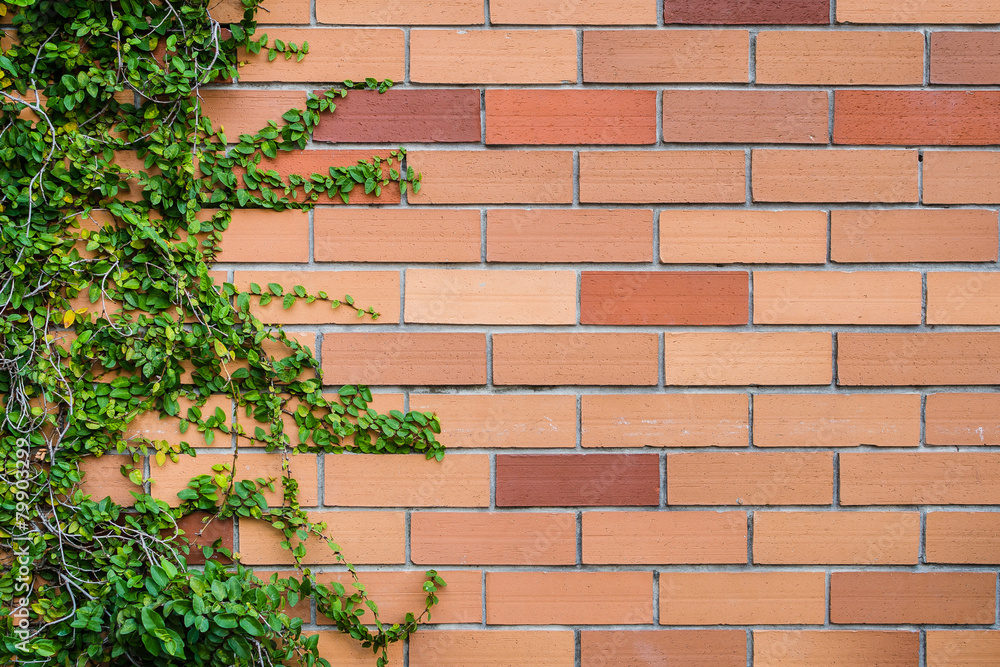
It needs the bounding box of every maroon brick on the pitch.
[314,89,481,143]
[834,91,1000,146]
[496,454,660,507]
[581,271,748,325]
[663,0,830,24]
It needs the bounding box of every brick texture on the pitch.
[410,30,577,84]
[411,512,577,565]
[580,271,748,325]
[667,452,834,505]
[753,512,920,565]
[834,91,1000,145]
[752,149,919,203]
[753,394,921,448]
[582,630,747,666]
[660,572,826,625]
[583,30,749,83]
[831,209,999,263]
[664,0,830,24]
[660,210,828,264]
[926,512,1000,564]
[926,393,1000,446]
[580,150,746,204]
[927,631,1000,667]
[840,453,1000,505]
[830,572,996,625]
[314,209,482,263]
[663,332,832,385]
[486,571,654,625]
[583,511,747,564]
[408,150,573,204]
[314,89,481,143]
[924,151,1000,204]
[932,32,1000,84]
[837,333,1000,386]
[661,90,829,144]
[754,631,919,667]
[753,271,922,325]
[488,209,654,263]
[493,333,659,385]
[495,454,660,506]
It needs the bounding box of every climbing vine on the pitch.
[0,1,444,665]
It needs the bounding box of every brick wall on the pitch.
[134,0,1000,663]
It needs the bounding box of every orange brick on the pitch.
[303,631,403,667]
[233,270,399,324]
[238,511,405,564]
[488,209,654,263]
[199,90,308,138]
[662,90,828,144]
[582,271,748,325]
[246,149,401,205]
[314,208,481,263]
[405,269,576,324]
[927,513,1000,564]
[838,0,1000,23]
[753,149,918,203]
[927,631,1000,667]
[831,572,996,625]
[660,572,826,625]
[928,272,1000,324]
[316,0,484,24]
[580,150,745,204]
[322,332,487,385]
[660,210,828,264]
[754,271,922,325]
[410,30,577,83]
[581,393,749,448]
[932,32,1000,84]
[211,0,309,23]
[835,91,1000,146]
[753,512,920,565]
[583,30,749,83]
[831,209,999,263]
[925,151,1000,204]
[150,453,318,507]
[926,393,1000,446]
[754,631,919,667]
[409,394,577,448]
[582,630,746,667]
[126,394,233,447]
[408,150,573,204]
[753,394,921,448]
[837,333,1000,386]
[324,454,489,507]
[80,455,141,506]
[667,452,834,506]
[411,512,577,565]
[756,31,924,85]
[490,0,657,24]
[663,332,832,386]
[410,631,575,667]
[238,29,404,82]
[583,511,747,564]
[487,572,653,625]
[486,90,656,145]
[840,453,1000,505]
[215,209,309,263]
[493,333,659,386]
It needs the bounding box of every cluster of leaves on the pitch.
[0,1,441,665]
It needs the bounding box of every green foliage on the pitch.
[0,1,438,665]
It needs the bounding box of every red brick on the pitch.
[835,91,1000,146]
[316,0,484,25]
[753,271,922,325]
[487,572,654,625]
[322,332,487,385]
[838,0,1000,23]
[490,0,657,24]
[753,512,920,565]
[409,394,577,448]
[926,393,1000,446]
[925,151,1000,204]
[831,572,996,625]
[493,333,659,385]
[233,270,399,324]
[660,572,826,625]
[215,209,309,263]
[667,452,834,506]
[411,512,577,565]
[662,90,828,144]
[583,511,747,564]
[408,150,573,204]
[932,32,1000,84]
[496,454,660,507]
[582,394,749,448]
[582,630,745,666]
[840,453,1000,505]
[314,89,480,143]
[238,29,404,82]
[755,631,919,667]
[927,631,1000,667]
[239,511,405,565]
[580,150,746,204]
[837,333,1000,386]
[199,90,308,137]
[488,209,654,263]
[753,149,918,203]
[581,271,748,325]
[314,208,481,263]
[486,90,656,145]
[176,513,233,566]
[410,30,577,84]
[411,631,575,667]
[926,512,1000,564]
[756,31,924,85]
[583,30,749,83]
[831,209,999,263]
[324,454,489,507]
[664,0,829,23]
[660,210,828,264]
[663,332,832,386]
[753,394,921,448]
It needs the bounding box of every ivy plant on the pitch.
[0,1,443,665]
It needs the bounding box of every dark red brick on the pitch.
[834,91,1000,146]
[174,512,233,565]
[496,454,660,507]
[581,271,748,325]
[663,0,830,24]
[314,89,481,143]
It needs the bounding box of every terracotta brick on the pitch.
[324,454,489,507]
[581,630,747,667]
[926,512,1000,564]
[314,208,481,263]
[667,452,834,506]
[580,150,746,204]
[581,393,749,448]
[664,0,829,23]
[150,453,318,507]
[215,209,309,263]
[488,209,654,263]
[831,209,999,263]
[583,511,747,564]
[663,332,833,386]
[662,90,828,144]
[238,511,405,564]
[925,151,1000,204]
[126,394,233,447]
[831,572,996,625]
[583,30,749,83]
[753,512,920,565]
[211,0,309,23]
[199,90,308,137]
[660,572,826,625]
[926,393,1000,446]
[487,572,654,625]
[927,631,1000,667]
[929,272,1000,325]
[405,269,577,325]
[305,631,403,667]
[410,30,577,84]
[238,29,404,82]
[838,0,1000,23]
[409,394,577,448]
[757,31,923,85]
[316,0,484,25]
[490,0,656,24]
[496,454,660,507]
[80,455,141,506]
[752,149,918,203]
[176,513,234,566]
[754,631,919,667]
[322,333,487,385]
[660,210,828,264]
[407,150,573,204]
[932,32,1000,84]
[233,270,399,324]
[581,271,748,325]
[314,89,481,143]
[247,149,401,205]
[486,90,656,145]
[410,631,575,667]
[840,453,1000,505]
[838,333,1000,386]
[411,512,577,565]
[494,333,659,386]
[753,394,921,448]
[835,91,1000,146]
[754,271,922,325]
